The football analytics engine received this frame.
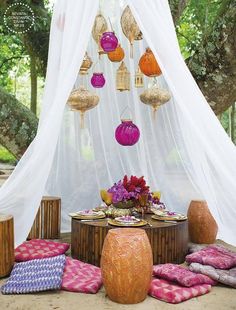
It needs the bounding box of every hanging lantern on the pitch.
[91,72,106,88]
[79,52,93,75]
[67,87,99,128]
[116,61,130,91]
[139,48,162,77]
[107,44,125,62]
[92,13,108,56]
[140,86,171,113]
[115,120,140,146]
[100,31,118,52]
[120,5,141,58]
[135,31,143,40]
[135,66,144,88]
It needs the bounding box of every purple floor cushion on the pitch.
[149,278,211,304]
[61,257,102,293]
[153,264,216,286]
[186,245,236,269]
[15,239,70,262]
[1,255,66,294]
[189,263,236,288]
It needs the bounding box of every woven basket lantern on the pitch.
[116,61,130,91]
[79,52,93,75]
[140,86,171,114]
[92,13,108,56]
[67,87,99,128]
[135,66,144,88]
[120,5,141,58]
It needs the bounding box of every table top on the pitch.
[72,214,187,229]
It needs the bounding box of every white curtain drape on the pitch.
[0,0,236,246]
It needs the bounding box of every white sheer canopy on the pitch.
[0,0,236,246]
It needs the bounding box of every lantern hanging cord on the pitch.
[108,17,114,33]
[120,105,132,120]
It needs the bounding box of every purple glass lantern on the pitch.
[115,120,140,146]
[100,31,118,52]
[91,73,106,88]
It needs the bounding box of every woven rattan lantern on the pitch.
[140,86,171,114]
[120,6,141,58]
[79,52,93,75]
[107,44,125,62]
[116,61,130,91]
[67,87,99,128]
[139,48,162,77]
[92,13,108,56]
[135,66,144,88]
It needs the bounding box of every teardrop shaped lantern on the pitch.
[67,87,99,128]
[107,44,125,62]
[116,61,130,91]
[79,52,93,75]
[140,86,171,113]
[91,72,106,88]
[120,5,141,58]
[92,13,108,56]
[100,31,118,52]
[135,66,144,88]
[139,48,162,77]
[115,120,140,146]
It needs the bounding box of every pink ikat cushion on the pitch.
[149,278,211,304]
[15,239,70,262]
[61,257,103,294]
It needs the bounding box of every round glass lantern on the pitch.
[100,31,118,52]
[91,73,106,88]
[115,120,140,146]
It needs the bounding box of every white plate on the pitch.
[114,216,140,223]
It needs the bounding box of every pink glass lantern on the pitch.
[100,31,118,52]
[115,120,140,146]
[91,73,106,88]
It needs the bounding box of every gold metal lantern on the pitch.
[92,13,108,56]
[140,86,171,114]
[67,87,99,128]
[116,61,130,91]
[79,52,93,75]
[135,66,144,88]
[120,6,141,58]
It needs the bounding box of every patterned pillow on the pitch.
[61,257,102,293]
[153,264,216,286]
[186,245,236,269]
[15,239,70,262]
[149,278,211,304]
[1,255,66,294]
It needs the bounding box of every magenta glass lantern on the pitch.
[115,120,140,146]
[100,31,118,52]
[91,73,106,88]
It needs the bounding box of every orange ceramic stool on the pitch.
[187,200,218,244]
[101,228,153,304]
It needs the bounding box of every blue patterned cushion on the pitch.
[1,255,66,294]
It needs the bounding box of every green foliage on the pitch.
[0,146,16,164]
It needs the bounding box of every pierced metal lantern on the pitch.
[140,86,171,114]
[120,5,141,58]
[100,31,118,52]
[135,66,144,88]
[116,61,130,91]
[67,87,99,128]
[79,52,93,75]
[92,13,108,56]
[115,120,140,146]
[91,72,106,88]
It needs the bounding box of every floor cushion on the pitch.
[153,264,216,286]
[189,263,236,288]
[61,257,102,293]
[186,245,236,269]
[15,239,70,262]
[1,255,66,294]
[149,278,211,304]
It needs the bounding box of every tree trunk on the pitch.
[0,87,38,159]
[231,102,235,143]
[30,54,37,114]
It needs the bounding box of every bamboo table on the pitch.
[71,215,188,267]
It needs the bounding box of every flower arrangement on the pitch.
[101,175,164,211]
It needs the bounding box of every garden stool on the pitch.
[101,228,153,304]
[0,214,14,277]
[28,196,61,240]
